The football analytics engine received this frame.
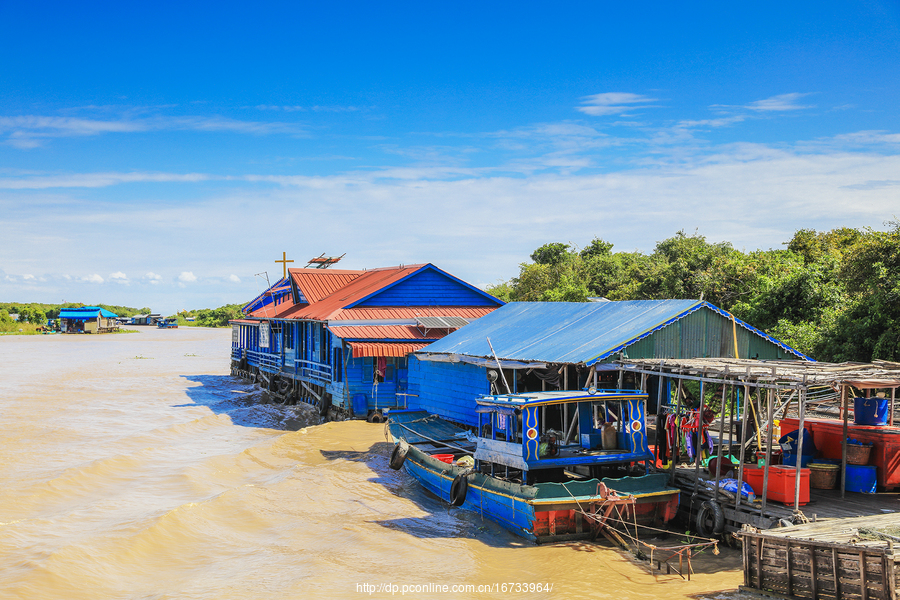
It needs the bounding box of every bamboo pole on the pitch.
[735,384,749,511]
[842,384,849,499]
[713,384,728,503]
[794,386,806,511]
[692,380,705,496]
[670,378,683,485]
[760,388,773,515]
[891,387,896,427]
[727,384,736,458]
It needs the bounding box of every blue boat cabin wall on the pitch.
[474,394,650,471]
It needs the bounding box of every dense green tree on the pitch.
[488,225,900,363]
[530,243,571,266]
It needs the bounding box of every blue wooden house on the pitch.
[230,263,503,419]
[59,307,119,333]
[407,300,811,426]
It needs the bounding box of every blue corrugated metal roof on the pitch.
[59,307,118,319]
[416,300,809,365]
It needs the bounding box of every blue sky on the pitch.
[2,2,899,314]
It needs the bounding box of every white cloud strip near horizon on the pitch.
[0,114,307,148]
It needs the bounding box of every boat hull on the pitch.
[401,444,679,544]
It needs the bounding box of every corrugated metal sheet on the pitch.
[289,268,364,304]
[289,265,426,320]
[348,342,430,357]
[244,263,500,323]
[60,307,118,319]
[328,325,446,341]
[417,300,809,365]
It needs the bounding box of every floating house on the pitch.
[230,263,503,419]
[59,307,119,334]
[408,300,810,426]
[130,313,162,326]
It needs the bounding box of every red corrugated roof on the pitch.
[328,325,447,340]
[347,341,430,358]
[289,268,364,304]
[286,265,427,321]
[242,263,500,325]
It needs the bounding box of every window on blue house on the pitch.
[333,348,343,382]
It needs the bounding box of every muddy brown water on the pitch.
[0,327,744,599]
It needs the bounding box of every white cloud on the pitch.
[0,171,210,189]
[676,115,747,129]
[23,274,35,280]
[577,93,658,116]
[179,271,197,283]
[83,273,104,284]
[744,93,814,112]
[109,271,129,284]
[145,272,163,285]
[229,274,241,283]
[0,114,307,148]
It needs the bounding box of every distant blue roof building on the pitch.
[58,307,119,334]
[59,307,118,319]
[407,300,810,426]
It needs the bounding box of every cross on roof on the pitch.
[275,251,294,279]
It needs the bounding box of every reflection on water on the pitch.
[0,327,743,599]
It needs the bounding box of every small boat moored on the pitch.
[387,389,680,544]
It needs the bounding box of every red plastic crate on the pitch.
[742,465,809,505]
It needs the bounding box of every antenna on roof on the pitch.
[305,253,346,269]
[253,271,273,318]
[487,337,512,395]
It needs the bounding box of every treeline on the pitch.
[0,302,148,324]
[176,304,244,328]
[485,223,900,363]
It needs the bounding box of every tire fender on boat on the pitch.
[696,499,725,537]
[389,444,408,470]
[450,474,469,506]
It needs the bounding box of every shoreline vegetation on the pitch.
[0,302,244,335]
[172,304,244,328]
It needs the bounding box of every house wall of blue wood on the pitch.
[407,356,489,428]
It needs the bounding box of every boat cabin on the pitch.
[474,389,652,483]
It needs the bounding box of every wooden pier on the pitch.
[738,514,900,600]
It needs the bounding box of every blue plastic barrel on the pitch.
[854,397,889,426]
[845,464,877,493]
[782,452,814,468]
[779,429,816,455]
[351,393,368,418]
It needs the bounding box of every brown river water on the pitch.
[0,327,743,600]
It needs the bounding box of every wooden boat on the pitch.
[387,389,680,543]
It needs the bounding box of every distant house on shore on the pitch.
[59,307,119,334]
[130,313,162,326]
